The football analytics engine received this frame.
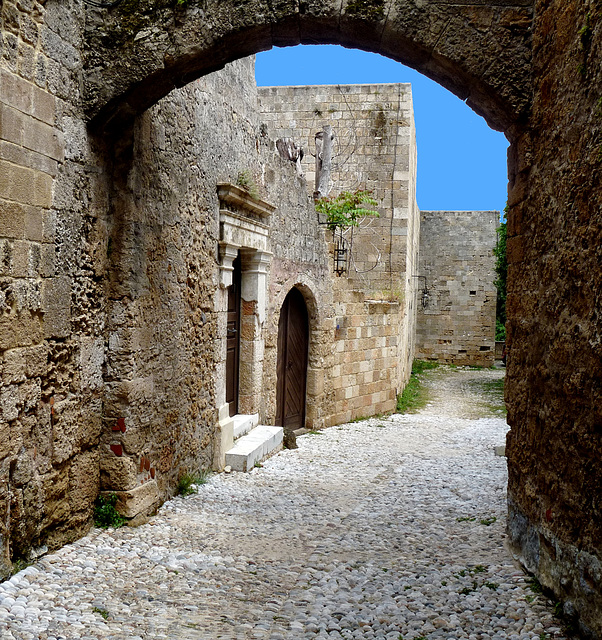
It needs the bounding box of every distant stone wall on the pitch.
[416,211,498,367]
[258,83,420,419]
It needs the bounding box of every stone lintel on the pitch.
[217,183,275,217]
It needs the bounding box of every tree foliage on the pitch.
[315,189,379,231]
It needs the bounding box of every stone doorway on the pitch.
[276,287,310,430]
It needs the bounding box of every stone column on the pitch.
[238,250,272,415]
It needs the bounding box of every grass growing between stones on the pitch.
[177,469,211,497]
[467,376,506,416]
[396,360,439,414]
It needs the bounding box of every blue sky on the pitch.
[255,45,508,215]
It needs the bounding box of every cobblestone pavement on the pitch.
[1,367,568,640]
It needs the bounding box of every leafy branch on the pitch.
[315,189,379,231]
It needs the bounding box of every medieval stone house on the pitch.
[98,58,497,519]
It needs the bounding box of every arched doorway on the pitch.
[276,288,309,430]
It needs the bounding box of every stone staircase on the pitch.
[225,414,283,472]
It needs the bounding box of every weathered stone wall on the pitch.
[82,0,534,136]
[505,2,602,636]
[258,83,420,421]
[0,0,108,574]
[416,210,497,366]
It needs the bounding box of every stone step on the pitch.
[225,425,283,472]
[232,413,259,440]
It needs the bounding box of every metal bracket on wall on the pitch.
[412,275,430,308]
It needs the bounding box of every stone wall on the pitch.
[258,83,420,420]
[102,57,338,505]
[0,0,108,574]
[5,4,602,636]
[416,210,498,367]
[505,2,602,636]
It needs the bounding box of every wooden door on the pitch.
[276,287,309,429]
[226,254,241,417]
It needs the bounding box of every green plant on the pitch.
[93,607,110,620]
[579,14,593,50]
[527,577,543,593]
[485,582,499,590]
[456,516,476,522]
[177,469,210,497]
[396,376,421,413]
[11,558,32,575]
[460,581,478,595]
[396,359,441,414]
[411,359,439,375]
[480,516,497,526]
[236,169,259,199]
[472,565,486,574]
[94,493,126,529]
[254,461,263,468]
[315,189,379,231]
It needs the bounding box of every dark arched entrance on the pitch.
[276,288,309,430]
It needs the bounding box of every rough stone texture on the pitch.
[504,2,602,637]
[416,210,498,367]
[82,0,534,135]
[0,0,108,575]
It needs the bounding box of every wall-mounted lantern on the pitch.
[333,234,348,276]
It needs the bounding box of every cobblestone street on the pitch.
[1,367,567,640]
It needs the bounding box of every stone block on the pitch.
[2,348,27,384]
[0,69,32,114]
[100,453,139,491]
[0,103,24,146]
[69,449,100,513]
[108,480,160,519]
[41,276,71,338]
[0,198,26,238]
[31,85,55,125]
[41,469,70,527]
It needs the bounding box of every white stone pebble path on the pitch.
[0,368,567,640]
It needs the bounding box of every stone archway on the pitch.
[83,1,534,136]
[0,0,595,632]
[78,3,602,634]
